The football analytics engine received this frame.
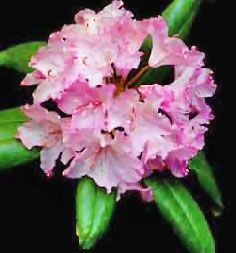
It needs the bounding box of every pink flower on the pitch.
[146,17,204,68]
[130,85,175,160]
[63,130,143,193]
[21,1,147,102]
[18,1,216,197]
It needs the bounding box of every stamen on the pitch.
[134,88,145,102]
[111,63,118,81]
[114,78,126,96]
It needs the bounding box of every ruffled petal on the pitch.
[64,132,143,193]
[17,121,49,149]
[40,141,63,173]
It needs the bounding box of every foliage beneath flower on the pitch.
[146,177,215,253]
[190,151,223,209]
[76,177,116,249]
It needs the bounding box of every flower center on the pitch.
[107,64,151,96]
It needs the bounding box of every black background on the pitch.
[0,1,232,252]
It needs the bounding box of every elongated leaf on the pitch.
[0,138,39,170]
[0,41,45,73]
[163,0,201,37]
[189,152,223,209]
[0,122,23,140]
[178,5,199,40]
[0,108,39,170]
[0,107,28,124]
[76,177,116,249]
[145,177,215,253]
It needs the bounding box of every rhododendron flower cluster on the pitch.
[17,1,216,196]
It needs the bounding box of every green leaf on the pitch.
[140,35,152,56]
[0,41,46,73]
[0,108,39,171]
[76,177,116,249]
[0,107,28,124]
[189,152,223,209]
[163,0,201,37]
[145,177,215,253]
[136,65,172,86]
[139,0,202,86]
[178,5,199,40]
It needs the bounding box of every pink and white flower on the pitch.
[63,130,143,193]
[18,1,216,198]
[17,104,70,175]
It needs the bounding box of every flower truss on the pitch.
[17,1,216,198]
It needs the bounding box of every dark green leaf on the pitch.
[0,41,46,73]
[136,65,172,86]
[76,177,116,249]
[145,177,215,253]
[189,152,223,209]
[0,108,39,171]
[140,35,152,56]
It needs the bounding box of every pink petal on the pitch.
[17,121,49,149]
[40,142,63,172]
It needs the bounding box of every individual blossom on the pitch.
[63,130,144,194]
[17,104,71,175]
